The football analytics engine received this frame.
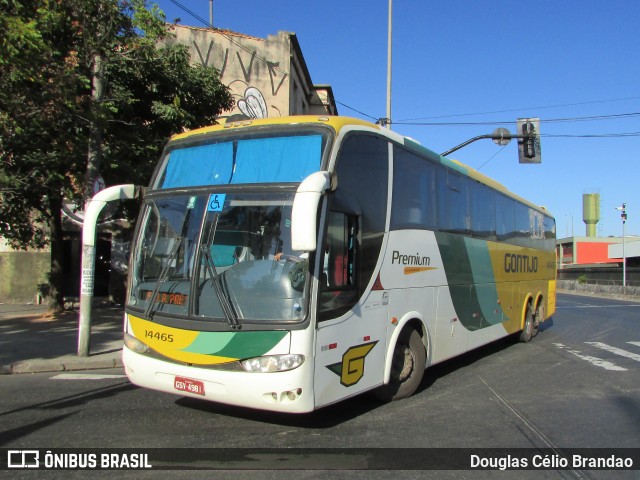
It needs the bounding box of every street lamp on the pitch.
[377,0,393,129]
[615,203,627,287]
[564,214,574,238]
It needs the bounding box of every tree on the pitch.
[0,0,234,311]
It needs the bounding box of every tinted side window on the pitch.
[391,146,437,230]
[333,134,388,235]
[496,194,515,242]
[544,215,556,251]
[514,202,533,247]
[438,169,470,235]
[470,181,496,240]
[319,134,389,321]
[318,211,359,320]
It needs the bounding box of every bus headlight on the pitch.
[124,332,150,354]
[240,354,304,373]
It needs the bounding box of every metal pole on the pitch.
[616,203,627,288]
[385,0,392,129]
[571,215,574,237]
[622,220,626,287]
[78,184,139,356]
[209,0,213,27]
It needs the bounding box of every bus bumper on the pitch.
[122,347,316,413]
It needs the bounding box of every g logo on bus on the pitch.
[327,342,378,387]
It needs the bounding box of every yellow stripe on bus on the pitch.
[128,315,237,365]
[404,266,438,275]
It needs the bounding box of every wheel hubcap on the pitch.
[398,346,415,382]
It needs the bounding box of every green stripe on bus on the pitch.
[181,330,288,359]
[436,233,505,330]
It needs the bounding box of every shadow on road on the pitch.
[175,327,553,428]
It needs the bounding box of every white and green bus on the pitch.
[123,115,556,413]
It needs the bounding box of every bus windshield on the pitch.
[155,132,325,189]
[129,191,309,324]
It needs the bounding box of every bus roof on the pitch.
[170,115,552,218]
[170,115,380,142]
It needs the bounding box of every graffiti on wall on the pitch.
[236,86,267,119]
[193,39,288,120]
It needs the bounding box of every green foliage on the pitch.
[577,274,588,285]
[0,0,233,248]
[0,0,233,308]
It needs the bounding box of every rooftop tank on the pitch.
[582,193,600,237]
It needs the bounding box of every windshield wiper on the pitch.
[200,243,241,330]
[200,212,241,330]
[144,236,182,320]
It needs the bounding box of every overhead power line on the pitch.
[164,0,640,136]
[397,96,640,122]
[168,0,289,78]
[542,132,640,138]
[336,101,379,121]
[331,102,640,131]
[393,112,640,127]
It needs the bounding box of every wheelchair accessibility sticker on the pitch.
[207,194,226,212]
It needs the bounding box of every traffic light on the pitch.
[522,122,535,158]
[517,118,541,164]
[621,203,627,223]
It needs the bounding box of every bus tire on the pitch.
[375,328,425,402]
[531,302,541,338]
[519,302,534,343]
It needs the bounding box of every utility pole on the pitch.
[385,0,392,129]
[378,0,392,128]
[615,203,627,287]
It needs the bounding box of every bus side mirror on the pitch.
[291,171,331,252]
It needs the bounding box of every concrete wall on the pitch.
[172,27,293,119]
[576,241,619,264]
[557,265,640,287]
[171,26,336,119]
[0,251,50,304]
[557,236,624,266]
[558,280,640,299]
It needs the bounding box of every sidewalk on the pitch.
[0,303,124,375]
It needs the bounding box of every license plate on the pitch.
[174,376,205,396]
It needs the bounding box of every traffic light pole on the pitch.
[440,133,529,157]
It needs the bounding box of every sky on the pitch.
[153,0,640,239]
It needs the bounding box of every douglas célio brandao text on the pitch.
[470,453,634,470]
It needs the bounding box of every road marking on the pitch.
[51,374,127,380]
[628,341,640,348]
[585,342,640,363]
[553,343,627,371]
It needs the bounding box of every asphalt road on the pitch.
[1,293,639,479]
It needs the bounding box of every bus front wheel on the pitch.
[375,328,425,402]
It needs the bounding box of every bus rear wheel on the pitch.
[531,302,542,338]
[375,328,425,402]
[519,303,534,343]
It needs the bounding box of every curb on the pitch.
[557,288,640,302]
[1,353,124,375]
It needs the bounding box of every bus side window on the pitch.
[319,210,359,320]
